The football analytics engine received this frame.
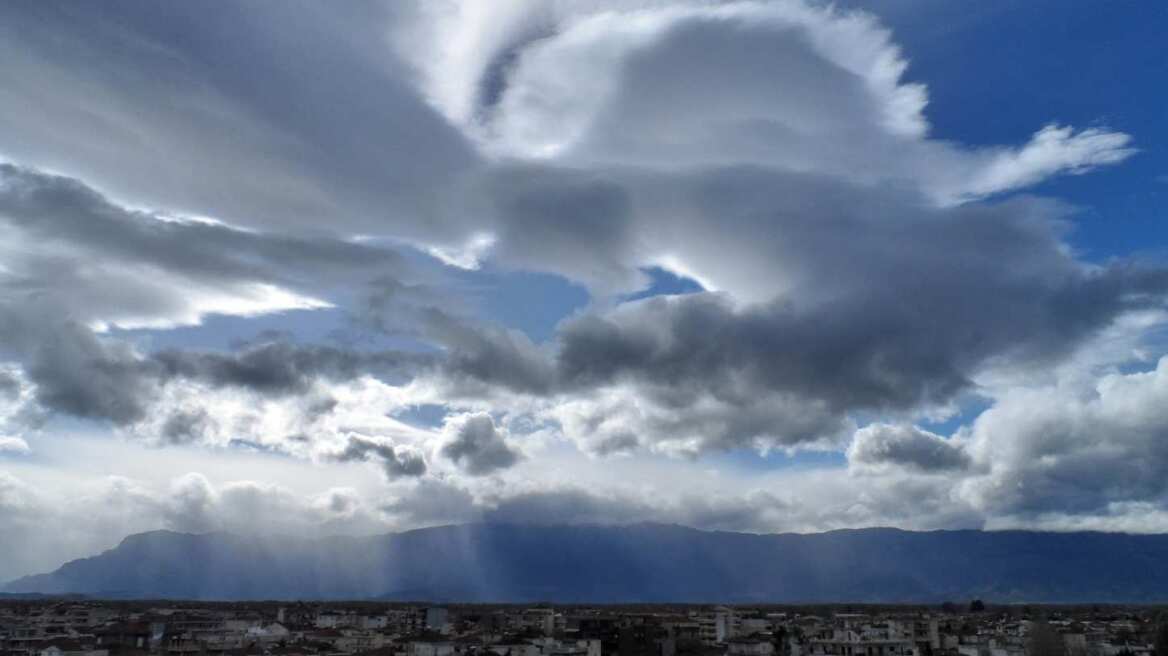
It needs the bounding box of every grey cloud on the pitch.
[0,310,430,431]
[421,308,556,397]
[0,1,479,241]
[0,1,1160,469]
[478,166,648,295]
[550,386,853,457]
[0,371,19,401]
[0,0,1165,548]
[11,319,157,425]
[10,162,1161,462]
[0,163,437,435]
[429,169,1168,453]
[395,1,1161,459]
[304,397,341,421]
[321,488,362,517]
[160,409,217,445]
[153,343,426,397]
[590,433,639,457]
[0,163,410,330]
[440,413,523,476]
[335,436,427,479]
[848,424,971,472]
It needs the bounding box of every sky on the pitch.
[1,0,1168,582]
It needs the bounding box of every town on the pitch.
[1,601,1163,656]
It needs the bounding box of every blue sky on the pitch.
[873,1,1168,258]
[1,0,1168,581]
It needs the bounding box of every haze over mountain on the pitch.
[6,523,1167,603]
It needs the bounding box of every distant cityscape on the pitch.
[2,601,1163,656]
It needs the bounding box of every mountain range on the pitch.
[5,523,1166,602]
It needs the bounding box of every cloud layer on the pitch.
[0,0,1165,581]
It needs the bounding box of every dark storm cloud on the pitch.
[440,414,523,475]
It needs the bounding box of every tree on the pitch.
[969,600,986,613]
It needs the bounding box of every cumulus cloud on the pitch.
[958,356,1168,517]
[848,424,970,473]
[440,413,524,475]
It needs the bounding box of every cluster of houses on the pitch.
[0,602,1159,656]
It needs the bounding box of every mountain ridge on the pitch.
[6,523,1167,603]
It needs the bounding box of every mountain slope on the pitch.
[5,523,1167,602]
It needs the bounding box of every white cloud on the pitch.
[957,356,1168,517]
[0,0,1162,565]
[0,436,30,455]
[440,412,524,475]
[401,0,1132,213]
[948,124,1136,203]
